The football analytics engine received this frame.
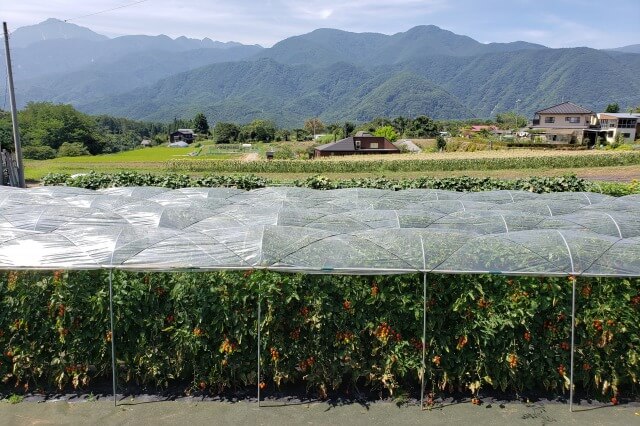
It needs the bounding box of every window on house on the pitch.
[355,140,361,149]
[607,131,614,138]
[544,117,555,123]
[623,133,631,138]
[370,142,379,149]
[565,117,580,123]
[618,119,636,128]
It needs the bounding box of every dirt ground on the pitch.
[1,398,638,425]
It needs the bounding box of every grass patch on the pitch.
[24,146,240,181]
[6,394,24,404]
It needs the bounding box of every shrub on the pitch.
[58,142,90,158]
[22,145,57,160]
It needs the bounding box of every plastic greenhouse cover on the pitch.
[0,186,639,277]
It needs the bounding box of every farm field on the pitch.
[23,145,640,183]
[240,165,640,183]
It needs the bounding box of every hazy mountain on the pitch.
[16,45,263,105]
[78,59,471,126]
[607,44,640,54]
[8,20,640,126]
[9,18,108,48]
[6,19,262,81]
[256,25,547,66]
[399,48,640,117]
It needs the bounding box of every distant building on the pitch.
[314,132,400,157]
[140,139,152,147]
[530,102,594,143]
[170,129,196,144]
[584,113,638,144]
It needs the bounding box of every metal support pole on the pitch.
[2,22,25,188]
[569,276,576,412]
[257,279,261,407]
[109,269,117,407]
[420,272,427,410]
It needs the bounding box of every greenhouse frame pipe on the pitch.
[420,272,427,410]
[109,269,117,407]
[257,279,262,407]
[569,276,576,412]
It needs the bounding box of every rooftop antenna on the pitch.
[3,22,25,188]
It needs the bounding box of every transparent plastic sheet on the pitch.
[0,186,638,276]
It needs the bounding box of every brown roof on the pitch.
[535,102,593,115]
[315,136,399,153]
[315,137,357,152]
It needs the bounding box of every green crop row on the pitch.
[41,171,640,195]
[166,152,640,173]
[1,271,638,401]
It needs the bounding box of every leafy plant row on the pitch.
[166,152,640,173]
[42,172,270,190]
[42,171,640,195]
[1,271,638,402]
[41,171,580,192]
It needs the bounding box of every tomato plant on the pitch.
[0,271,638,400]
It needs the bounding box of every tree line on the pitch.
[0,103,174,160]
[7,101,634,160]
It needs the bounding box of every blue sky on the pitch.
[5,0,640,48]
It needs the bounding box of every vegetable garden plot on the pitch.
[0,186,639,410]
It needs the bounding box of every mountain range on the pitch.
[4,19,640,126]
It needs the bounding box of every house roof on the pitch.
[315,137,357,152]
[535,102,593,115]
[174,129,195,134]
[597,113,638,119]
[315,136,399,153]
[354,131,374,137]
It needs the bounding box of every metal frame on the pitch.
[257,279,262,406]
[108,269,117,406]
[420,272,427,410]
[569,275,577,412]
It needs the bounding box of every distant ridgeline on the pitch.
[7,20,640,126]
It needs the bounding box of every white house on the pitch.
[590,113,638,143]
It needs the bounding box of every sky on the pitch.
[3,0,640,48]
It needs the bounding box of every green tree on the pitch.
[213,122,240,144]
[193,113,210,135]
[343,122,355,138]
[436,135,447,151]
[392,116,409,137]
[243,120,276,142]
[326,123,342,141]
[496,112,527,129]
[275,129,291,142]
[304,118,325,139]
[373,125,398,142]
[605,103,620,113]
[18,102,102,154]
[293,128,309,141]
[407,115,437,138]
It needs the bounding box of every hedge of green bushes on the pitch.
[41,171,640,195]
[1,271,638,402]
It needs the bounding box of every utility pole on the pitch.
[3,22,25,188]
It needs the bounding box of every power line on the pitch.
[63,0,149,23]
